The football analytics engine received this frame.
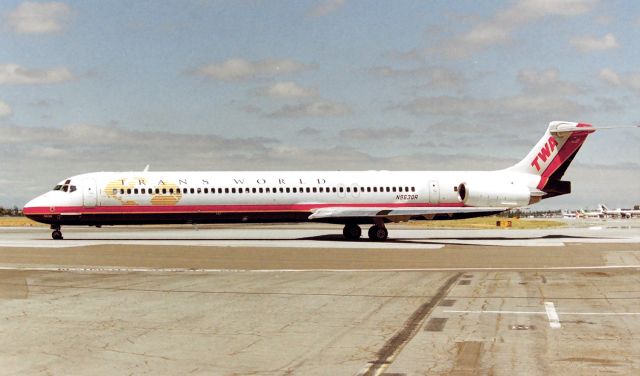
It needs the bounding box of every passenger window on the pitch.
[225,188,229,194]
[339,187,344,193]
[204,188,209,193]
[113,188,117,194]
[169,188,174,194]
[279,187,284,193]
[259,188,263,193]
[411,187,416,192]
[373,187,377,192]
[367,187,371,192]
[141,188,146,194]
[134,188,139,194]
[155,188,160,194]
[197,188,202,194]
[392,187,396,192]
[218,188,223,194]
[190,188,195,194]
[346,187,350,193]
[161,188,165,194]
[120,188,125,194]
[312,187,317,193]
[246,188,250,193]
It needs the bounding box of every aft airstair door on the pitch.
[428,180,440,204]
[83,179,97,208]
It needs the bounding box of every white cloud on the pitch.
[0,64,74,85]
[599,68,620,85]
[570,33,619,52]
[258,81,316,98]
[397,94,587,118]
[441,0,598,58]
[599,68,640,91]
[371,66,467,89]
[308,0,346,17]
[8,1,72,34]
[0,100,12,118]
[195,58,311,81]
[267,100,351,118]
[339,127,413,141]
[518,69,581,95]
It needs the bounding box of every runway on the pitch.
[1,221,640,375]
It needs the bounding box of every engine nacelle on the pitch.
[457,182,531,207]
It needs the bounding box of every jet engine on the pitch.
[457,182,532,207]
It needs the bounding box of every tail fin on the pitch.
[599,203,609,211]
[507,121,595,198]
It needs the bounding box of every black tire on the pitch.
[342,224,362,240]
[368,225,388,241]
[52,230,63,240]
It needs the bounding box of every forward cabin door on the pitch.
[83,179,98,208]
[428,180,440,204]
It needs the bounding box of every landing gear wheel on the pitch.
[342,224,362,240]
[368,225,388,241]
[51,230,63,240]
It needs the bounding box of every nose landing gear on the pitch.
[51,224,63,240]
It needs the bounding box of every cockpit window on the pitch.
[53,180,76,193]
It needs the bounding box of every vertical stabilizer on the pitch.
[507,121,595,195]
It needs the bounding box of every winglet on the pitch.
[143,165,150,172]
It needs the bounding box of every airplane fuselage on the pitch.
[24,170,536,227]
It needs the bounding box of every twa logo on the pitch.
[530,136,559,171]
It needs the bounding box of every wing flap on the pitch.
[308,206,507,221]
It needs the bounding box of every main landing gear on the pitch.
[51,224,63,240]
[342,223,388,241]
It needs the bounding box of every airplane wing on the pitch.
[308,206,507,222]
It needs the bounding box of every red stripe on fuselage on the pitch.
[23,202,465,215]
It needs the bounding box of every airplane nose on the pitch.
[23,194,49,214]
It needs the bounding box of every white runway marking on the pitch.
[2,264,640,274]
[444,307,640,324]
[545,302,561,328]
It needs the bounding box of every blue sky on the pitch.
[0,0,639,209]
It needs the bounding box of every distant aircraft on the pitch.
[562,210,578,219]
[599,204,640,218]
[24,121,599,240]
[577,208,604,219]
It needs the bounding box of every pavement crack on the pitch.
[360,272,462,376]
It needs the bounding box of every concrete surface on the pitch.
[1,222,639,375]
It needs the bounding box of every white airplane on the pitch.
[24,121,597,240]
[599,204,640,218]
[576,208,604,219]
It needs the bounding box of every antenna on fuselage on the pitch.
[143,165,150,172]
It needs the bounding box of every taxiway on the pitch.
[1,221,639,375]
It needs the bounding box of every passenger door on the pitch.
[83,179,98,208]
[428,180,440,204]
